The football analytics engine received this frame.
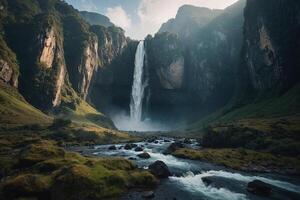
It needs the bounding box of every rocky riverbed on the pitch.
[69,138,300,200]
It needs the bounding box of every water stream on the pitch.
[74,138,300,200]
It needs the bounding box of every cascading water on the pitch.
[130,41,146,122]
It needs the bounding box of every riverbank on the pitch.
[171,148,300,175]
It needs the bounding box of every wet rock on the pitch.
[142,191,155,199]
[124,144,137,150]
[201,177,213,186]
[164,142,184,154]
[137,152,151,159]
[154,141,159,144]
[147,137,158,143]
[247,180,272,197]
[148,161,171,178]
[183,138,192,144]
[164,139,171,142]
[108,145,116,150]
[134,147,143,152]
[129,157,137,160]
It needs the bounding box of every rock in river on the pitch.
[247,180,272,197]
[134,146,143,152]
[148,161,171,178]
[137,152,151,159]
[124,143,137,150]
[108,145,116,150]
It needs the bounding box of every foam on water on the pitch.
[170,172,248,200]
[201,170,300,193]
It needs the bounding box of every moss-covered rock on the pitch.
[18,140,65,168]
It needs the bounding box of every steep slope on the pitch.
[0,82,51,126]
[184,0,300,136]
[0,0,133,128]
[80,11,114,27]
[145,0,246,121]
[237,0,300,99]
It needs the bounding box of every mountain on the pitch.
[80,11,114,27]
[145,0,246,121]
[159,5,222,39]
[0,0,136,128]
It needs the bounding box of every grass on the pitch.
[57,84,115,129]
[0,83,51,127]
[172,148,300,174]
[187,83,300,133]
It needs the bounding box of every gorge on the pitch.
[0,0,299,199]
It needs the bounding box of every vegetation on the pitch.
[172,148,300,175]
[0,83,51,127]
[0,138,157,200]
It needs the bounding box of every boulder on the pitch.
[124,143,138,150]
[247,180,272,197]
[148,161,171,178]
[164,142,184,154]
[137,152,151,159]
[142,191,155,199]
[108,145,116,150]
[134,147,143,152]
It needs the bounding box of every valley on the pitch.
[0,0,299,199]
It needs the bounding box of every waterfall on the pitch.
[130,41,146,122]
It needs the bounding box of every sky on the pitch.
[65,0,239,40]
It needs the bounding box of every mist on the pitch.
[111,112,173,132]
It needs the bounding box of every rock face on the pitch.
[38,28,56,69]
[0,59,13,83]
[0,0,133,113]
[144,1,246,121]
[157,56,184,89]
[239,0,300,94]
[148,161,171,178]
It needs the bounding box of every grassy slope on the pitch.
[184,83,300,135]
[0,82,51,127]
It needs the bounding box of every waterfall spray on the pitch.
[130,41,146,122]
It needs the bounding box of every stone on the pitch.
[137,152,151,159]
[247,180,272,197]
[108,145,116,150]
[142,191,155,199]
[134,146,143,152]
[164,142,184,154]
[124,143,137,150]
[183,138,192,144]
[148,161,171,178]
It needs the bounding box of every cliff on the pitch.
[238,0,300,96]
[0,0,133,128]
[145,0,246,120]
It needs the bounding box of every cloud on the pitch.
[106,6,132,29]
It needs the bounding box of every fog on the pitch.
[111,112,173,132]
